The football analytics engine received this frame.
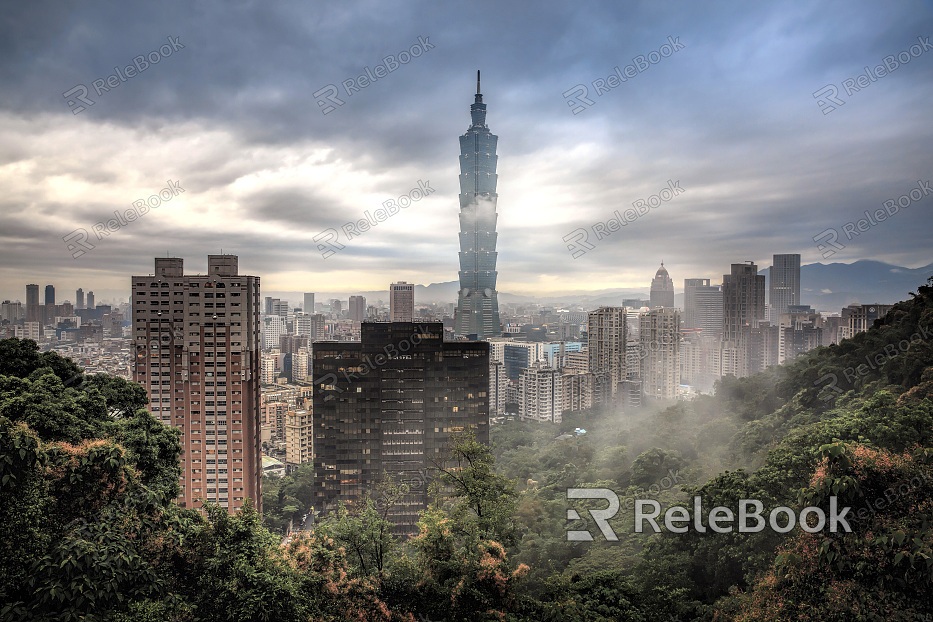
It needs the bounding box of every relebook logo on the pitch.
[566,489,852,541]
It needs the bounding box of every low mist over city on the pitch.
[1,2,932,621]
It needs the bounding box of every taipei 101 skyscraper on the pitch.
[455,71,501,339]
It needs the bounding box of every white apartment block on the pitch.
[519,362,562,423]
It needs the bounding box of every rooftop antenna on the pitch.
[477,70,481,95]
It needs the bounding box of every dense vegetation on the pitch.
[2,276,932,621]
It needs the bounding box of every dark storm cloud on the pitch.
[1,0,932,300]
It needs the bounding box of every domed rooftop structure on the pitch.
[650,261,675,309]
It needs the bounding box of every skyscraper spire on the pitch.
[455,72,500,339]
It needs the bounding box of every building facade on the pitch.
[455,72,502,340]
[312,322,489,535]
[489,360,508,416]
[132,255,262,514]
[519,362,562,423]
[684,278,723,338]
[349,295,367,322]
[389,282,414,322]
[649,263,675,309]
[587,306,627,399]
[722,262,766,377]
[769,253,801,323]
[639,308,681,400]
[285,408,312,466]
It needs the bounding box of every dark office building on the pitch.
[26,284,39,322]
[44,285,55,306]
[312,321,489,535]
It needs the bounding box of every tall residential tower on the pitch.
[132,255,262,514]
[455,71,501,339]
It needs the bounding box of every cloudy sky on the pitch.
[1,0,932,304]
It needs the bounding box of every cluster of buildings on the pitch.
[1,284,134,378]
[483,256,893,425]
[1,76,900,539]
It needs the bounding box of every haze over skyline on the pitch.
[1,0,932,302]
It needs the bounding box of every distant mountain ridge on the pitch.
[263,260,933,313]
[763,260,933,312]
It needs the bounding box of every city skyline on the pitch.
[1,1,931,301]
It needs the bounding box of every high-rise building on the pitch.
[389,282,414,322]
[1,301,24,323]
[44,285,55,306]
[680,335,719,394]
[841,303,894,339]
[285,408,312,466]
[292,346,310,383]
[587,307,627,400]
[76,288,85,310]
[519,362,562,423]
[26,284,39,322]
[132,255,262,514]
[303,293,315,314]
[561,369,594,413]
[349,295,366,322]
[722,262,766,377]
[769,254,801,323]
[722,262,766,342]
[489,360,508,416]
[330,299,342,317]
[455,72,501,340]
[262,316,286,350]
[312,322,489,535]
[639,308,681,401]
[503,342,545,381]
[649,263,675,309]
[683,279,723,338]
[261,400,288,441]
[86,291,95,310]
[295,313,326,341]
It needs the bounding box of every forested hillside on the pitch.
[2,277,931,621]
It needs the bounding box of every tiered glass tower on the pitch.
[455,71,501,339]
